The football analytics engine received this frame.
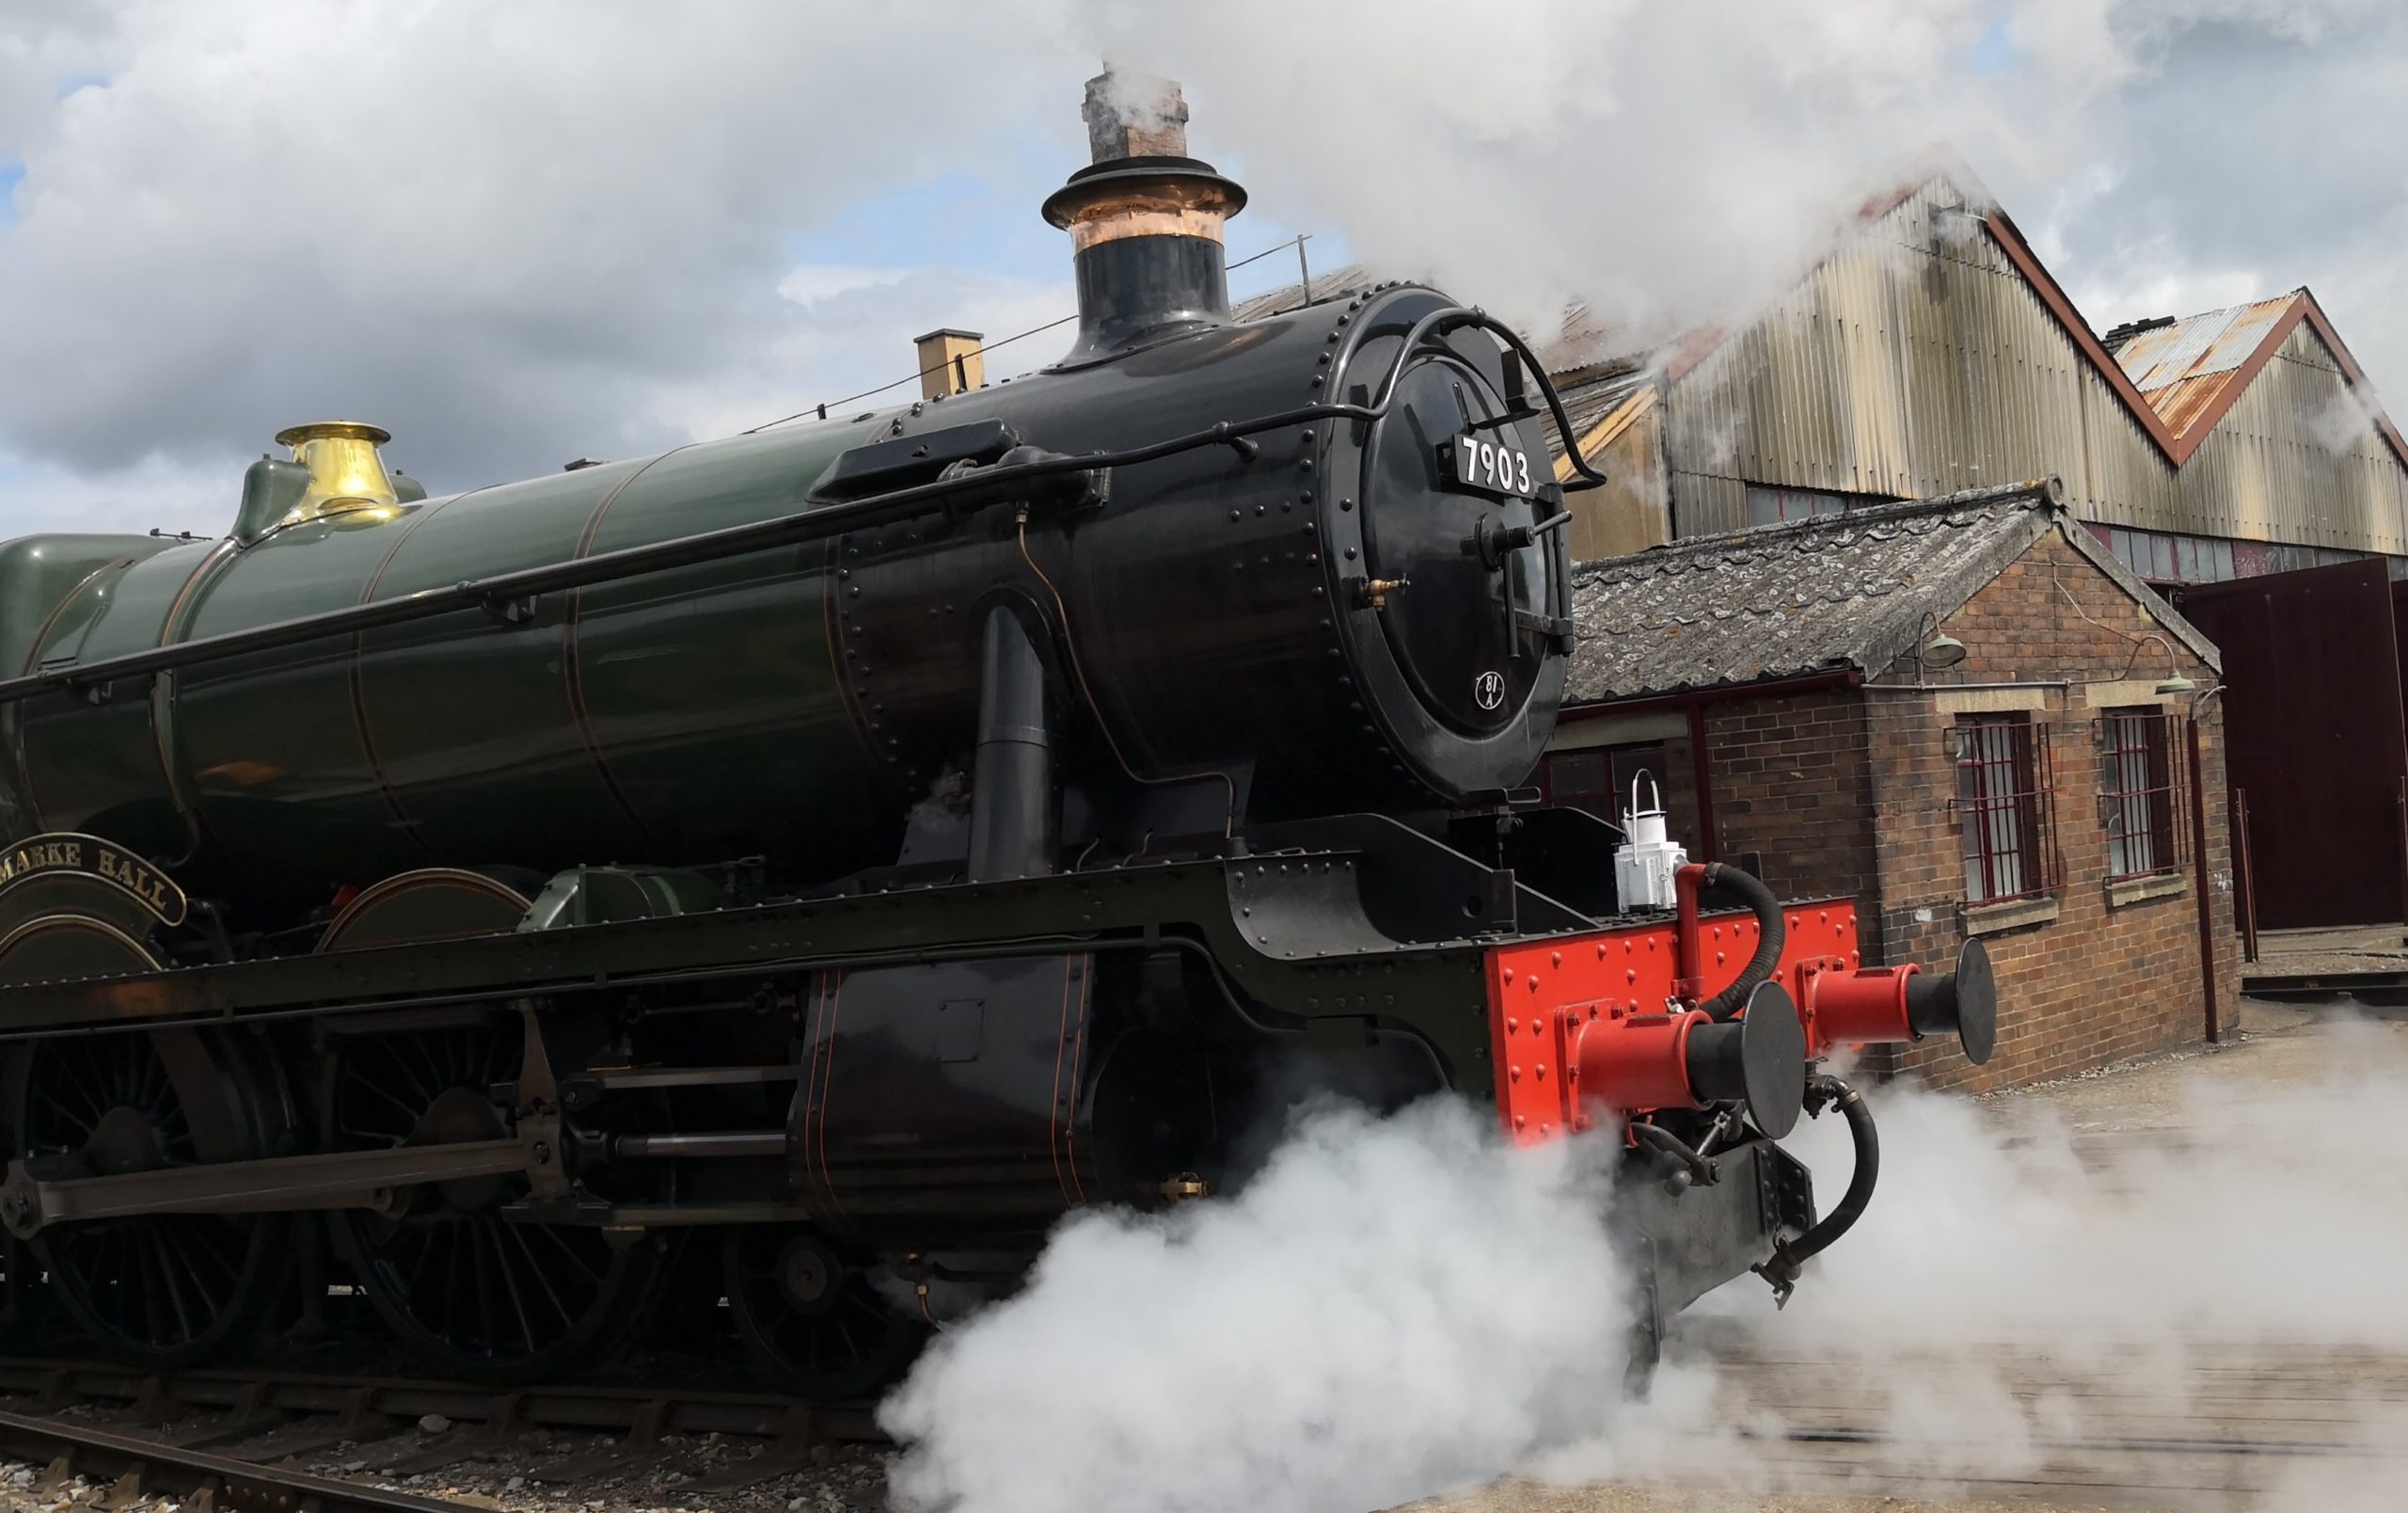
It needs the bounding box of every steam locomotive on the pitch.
[0,86,1994,1397]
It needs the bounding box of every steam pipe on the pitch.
[1702,862,1784,1022]
[967,604,1055,883]
[1753,1075,1877,1305]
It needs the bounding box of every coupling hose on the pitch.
[1702,861,1784,1022]
[1753,1074,1878,1306]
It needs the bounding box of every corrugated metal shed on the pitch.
[2164,316,2408,553]
[2114,295,2299,437]
[1544,368,1655,461]
[1659,177,2193,539]
[1548,369,1668,561]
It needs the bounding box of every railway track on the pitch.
[0,1356,883,1510]
[0,1407,469,1513]
[0,1330,2400,1512]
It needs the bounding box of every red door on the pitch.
[2182,560,2408,929]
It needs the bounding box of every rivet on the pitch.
[1551,950,1562,968]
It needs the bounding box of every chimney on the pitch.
[1083,70,1189,160]
[1041,68,1245,366]
[914,328,986,399]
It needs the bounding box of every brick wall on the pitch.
[1865,532,2237,1091]
[1701,691,1881,930]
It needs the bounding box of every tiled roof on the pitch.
[1567,482,2060,703]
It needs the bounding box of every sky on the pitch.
[0,0,2401,537]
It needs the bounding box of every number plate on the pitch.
[1444,434,1535,499]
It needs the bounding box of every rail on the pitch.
[0,1355,879,1505]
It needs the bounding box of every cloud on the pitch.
[0,0,1091,519]
[1076,1,2407,398]
[2030,1,2408,399]
[0,1,2401,537]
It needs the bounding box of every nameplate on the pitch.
[0,833,187,927]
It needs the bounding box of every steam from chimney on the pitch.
[1084,67,1190,162]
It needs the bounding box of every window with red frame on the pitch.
[2100,708,2182,880]
[1956,714,2057,904]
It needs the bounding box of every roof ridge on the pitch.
[1571,481,2060,581]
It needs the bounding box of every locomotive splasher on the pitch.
[0,71,1996,1392]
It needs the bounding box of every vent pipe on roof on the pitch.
[1042,68,1246,366]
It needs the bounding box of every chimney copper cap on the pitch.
[1041,155,1247,251]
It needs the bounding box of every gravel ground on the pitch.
[0,1413,895,1512]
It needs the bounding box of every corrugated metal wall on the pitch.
[1563,404,1668,561]
[2169,323,2408,555]
[1660,179,2407,553]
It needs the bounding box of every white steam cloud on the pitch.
[1074,1,2408,394]
[879,1098,1637,1513]
[883,1015,2408,1512]
[1076,2,2114,354]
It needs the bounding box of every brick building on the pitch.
[1545,482,2235,1091]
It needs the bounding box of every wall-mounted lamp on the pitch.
[1915,610,1966,682]
[2113,632,2192,696]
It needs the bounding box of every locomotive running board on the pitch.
[0,1138,532,1238]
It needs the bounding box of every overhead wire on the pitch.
[741,234,1316,436]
